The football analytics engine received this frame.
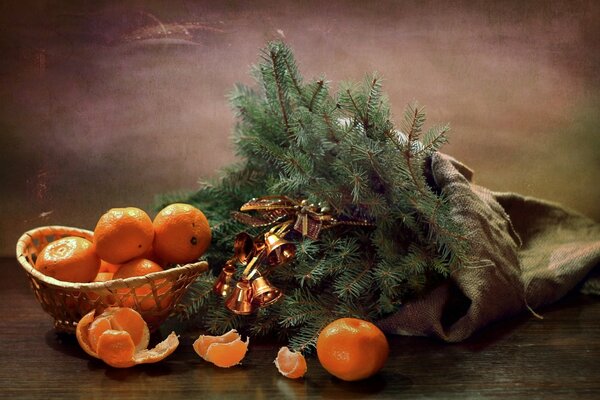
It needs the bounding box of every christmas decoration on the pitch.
[212,195,373,315]
[159,41,471,352]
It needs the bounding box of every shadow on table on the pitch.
[320,372,412,399]
[44,329,90,361]
[44,327,178,379]
[456,291,599,352]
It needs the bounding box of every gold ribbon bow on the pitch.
[231,195,370,240]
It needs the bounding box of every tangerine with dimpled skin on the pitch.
[34,236,100,282]
[93,207,154,264]
[112,258,170,310]
[153,203,211,264]
[316,317,389,381]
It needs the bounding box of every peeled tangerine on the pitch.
[274,347,307,379]
[76,307,178,368]
[193,329,249,368]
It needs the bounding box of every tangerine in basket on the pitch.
[90,272,116,304]
[153,203,211,264]
[99,260,121,274]
[93,207,154,264]
[274,347,307,379]
[93,272,114,282]
[316,317,389,381]
[76,307,178,368]
[113,258,172,310]
[193,329,249,368]
[34,236,100,282]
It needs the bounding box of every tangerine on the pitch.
[93,207,154,264]
[193,329,249,368]
[316,317,389,381]
[99,260,121,274]
[153,203,211,264]
[35,236,100,282]
[274,347,307,379]
[112,258,171,310]
[76,307,178,368]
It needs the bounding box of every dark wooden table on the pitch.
[2,257,599,399]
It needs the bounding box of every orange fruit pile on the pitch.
[316,317,389,381]
[193,329,249,368]
[76,307,179,368]
[32,203,210,286]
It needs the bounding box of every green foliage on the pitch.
[164,41,468,353]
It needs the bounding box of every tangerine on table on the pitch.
[316,317,389,381]
[153,203,211,265]
[112,258,171,310]
[34,236,100,282]
[93,207,154,264]
[193,329,249,368]
[274,347,307,379]
[76,307,178,368]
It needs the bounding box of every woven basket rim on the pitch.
[16,225,209,290]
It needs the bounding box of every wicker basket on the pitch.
[16,225,208,333]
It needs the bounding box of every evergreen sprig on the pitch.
[157,41,468,353]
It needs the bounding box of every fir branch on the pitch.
[266,45,291,134]
[364,75,383,131]
[419,124,450,155]
[333,261,373,300]
[401,102,426,143]
[308,80,325,112]
[169,41,468,349]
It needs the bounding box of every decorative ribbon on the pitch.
[231,195,371,240]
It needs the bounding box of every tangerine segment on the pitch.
[274,347,307,379]
[88,316,112,354]
[192,329,240,357]
[94,207,154,264]
[75,310,100,358]
[96,329,136,368]
[193,329,249,368]
[108,307,150,352]
[35,236,100,283]
[82,308,149,354]
[316,317,389,381]
[153,203,211,264]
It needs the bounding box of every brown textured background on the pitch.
[1,0,598,257]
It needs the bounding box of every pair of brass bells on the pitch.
[213,226,296,315]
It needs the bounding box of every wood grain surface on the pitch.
[2,257,599,399]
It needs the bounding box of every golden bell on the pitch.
[250,274,282,307]
[264,232,296,266]
[233,232,255,265]
[213,262,236,297]
[224,279,256,315]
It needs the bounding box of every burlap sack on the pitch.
[377,153,600,342]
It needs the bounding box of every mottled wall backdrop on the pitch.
[1,1,598,256]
